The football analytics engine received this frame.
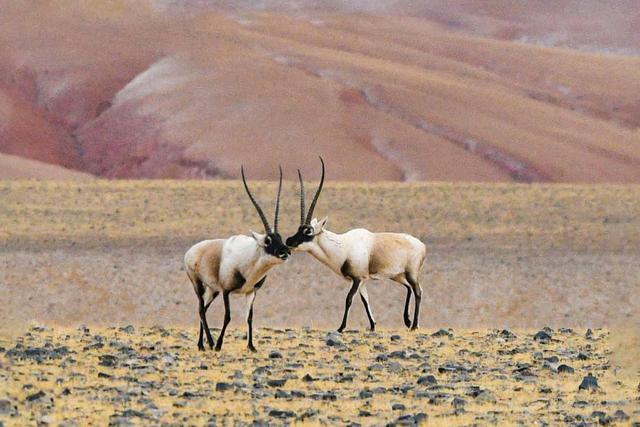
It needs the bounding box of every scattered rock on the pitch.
[359,390,373,399]
[326,337,343,347]
[452,397,466,408]
[612,410,629,421]
[417,375,437,385]
[268,351,282,359]
[500,329,517,339]
[390,334,402,342]
[267,379,287,387]
[99,354,118,367]
[216,382,233,392]
[585,329,594,340]
[119,325,135,334]
[25,390,52,405]
[302,374,316,382]
[432,329,452,338]
[579,373,599,391]
[533,331,552,342]
[0,399,16,415]
[391,403,405,410]
[557,364,575,374]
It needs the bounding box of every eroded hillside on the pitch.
[1,1,639,182]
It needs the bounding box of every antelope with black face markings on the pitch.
[184,166,290,352]
[286,158,426,332]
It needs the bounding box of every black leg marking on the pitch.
[406,273,422,330]
[215,291,231,351]
[254,276,266,290]
[198,296,217,351]
[403,284,412,328]
[195,280,216,350]
[337,278,360,333]
[360,291,376,331]
[247,296,256,352]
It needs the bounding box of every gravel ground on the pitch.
[1,326,638,426]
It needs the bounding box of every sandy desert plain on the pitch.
[0,180,639,425]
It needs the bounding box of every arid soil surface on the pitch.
[1,180,638,331]
[1,180,639,424]
[1,326,639,426]
[1,1,640,182]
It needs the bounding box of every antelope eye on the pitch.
[304,228,313,236]
[264,236,272,245]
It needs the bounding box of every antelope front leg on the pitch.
[245,291,257,352]
[215,291,231,351]
[337,278,360,333]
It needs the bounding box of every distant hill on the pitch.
[1,0,639,182]
[0,153,93,179]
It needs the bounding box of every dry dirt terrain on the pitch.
[1,1,640,182]
[1,326,639,426]
[1,180,639,425]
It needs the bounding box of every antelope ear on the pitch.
[313,216,328,232]
[251,231,266,247]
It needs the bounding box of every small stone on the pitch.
[97,372,112,378]
[390,334,402,342]
[557,364,575,374]
[215,382,233,392]
[376,354,388,362]
[577,352,590,360]
[417,375,437,385]
[359,390,373,399]
[544,356,559,363]
[120,325,135,334]
[99,354,118,367]
[388,350,408,360]
[579,373,599,391]
[268,409,295,418]
[585,329,594,339]
[432,329,452,338]
[474,390,496,404]
[268,351,282,359]
[326,337,343,347]
[500,329,517,339]
[359,410,372,417]
[391,403,406,410]
[275,390,290,399]
[302,374,315,382]
[25,390,49,403]
[612,410,629,421]
[452,397,466,408]
[0,399,16,415]
[533,330,552,342]
[267,379,287,387]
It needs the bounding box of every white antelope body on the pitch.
[286,158,426,331]
[184,167,290,352]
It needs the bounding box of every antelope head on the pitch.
[286,156,327,251]
[242,165,291,262]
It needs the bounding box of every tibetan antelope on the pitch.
[286,158,426,332]
[184,166,290,352]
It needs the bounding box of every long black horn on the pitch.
[241,166,271,233]
[297,169,305,226]
[305,156,325,224]
[273,165,283,233]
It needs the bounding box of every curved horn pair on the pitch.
[297,156,325,226]
[241,165,283,234]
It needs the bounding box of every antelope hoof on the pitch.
[198,345,205,351]
[337,326,345,333]
[248,344,257,353]
[214,344,222,352]
[410,325,419,331]
[404,318,412,328]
